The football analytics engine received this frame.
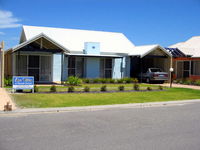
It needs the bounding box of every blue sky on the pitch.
[0,0,200,49]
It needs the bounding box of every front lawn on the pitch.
[12,88,200,108]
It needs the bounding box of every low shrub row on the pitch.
[174,78,200,86]
[82,77,138,84]
[34,84,164,93]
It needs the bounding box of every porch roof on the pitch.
[128,44,172,58]
[8,33,70,53]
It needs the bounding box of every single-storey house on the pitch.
[5,25,172,83]
[169,36,200,80]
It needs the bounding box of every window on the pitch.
[100,58,112,78]
[68,57,76,76]
[192,61,200,75]
[68,57,84,77]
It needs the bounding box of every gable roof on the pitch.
[129,44,171,58]
[12,33,70,53]
[169,36,200,57]
[21,25,135,54]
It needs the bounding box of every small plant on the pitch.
[34,85,39,92]
[109,79,115,83]
[117,79,124,83]
[133,83,140,91]
[100,85,107,92]
[83,78,90,83]
[50,85,57,92]
[158,85,163,90]
[4,76,12,86]
[93,78,100,83]
[83,86,90,92]
[195,80,200,86]
[66,76,82,86]
[123,77,132,83]
[118,85,125,91]
[132,78,139,83]
[68,86,75,92]
[147,87,152,91]
[100,78,107,83]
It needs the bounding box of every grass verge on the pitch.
[11,88,200,108]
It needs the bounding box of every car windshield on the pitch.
[150,68,162,72]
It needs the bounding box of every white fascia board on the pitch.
[65,53,122,58]
[12,33,70,53]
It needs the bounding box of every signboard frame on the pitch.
[12,76,34,93]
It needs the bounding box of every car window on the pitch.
[150,68,162,72]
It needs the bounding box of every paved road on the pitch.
[0,103,200,150]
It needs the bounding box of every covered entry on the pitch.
[129,45,172,78]
[5,33,69,83]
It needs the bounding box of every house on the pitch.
[5,25,172,83]
[169,36,200,80]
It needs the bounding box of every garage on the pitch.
[129,45,172,82]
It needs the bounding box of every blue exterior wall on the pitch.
[86,57,100,78]
[62,55,68,81]
[112,58,122,79]
[52,53,62,82]
[84,42,100,55]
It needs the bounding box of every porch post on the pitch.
[1,41,4,87]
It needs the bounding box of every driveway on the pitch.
[0,102,200,150]
[161,83,200,90]
[0,88,16,111]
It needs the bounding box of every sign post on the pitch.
[12,76,34,93]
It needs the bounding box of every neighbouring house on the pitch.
[169,36,200,80]
[5,25,172,83]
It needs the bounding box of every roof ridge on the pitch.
[22,25,123,35]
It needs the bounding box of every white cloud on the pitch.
[0,10,21,28]
[0,31,5,35]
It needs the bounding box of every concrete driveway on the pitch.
[0,88,16,111]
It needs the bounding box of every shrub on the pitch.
[158,85,163,90]
[100,78,107,83]
[117,79,124,83]
[50,85,57,92]
[68,86,75,92]
[195,80,200,86]
[34,85,39,92]
[133,84,140,91]
[83,78,90,83]
[132,78,139,83]
[4,76,12,86]
[123,77,132,83]
[93,78,100,83]
[100,85,107,92]
[83,86,90,92]
[66,76,82,86]
[118,85,125,91]
[147,87,152,91]
[109,79,115,83]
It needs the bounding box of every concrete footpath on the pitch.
[162,83,200,90]
[1,99,200,115]
[0,88,16,111]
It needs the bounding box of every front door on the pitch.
[28,55,40,81]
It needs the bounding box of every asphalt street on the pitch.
[0,102,200,150]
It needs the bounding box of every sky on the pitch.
[0,0,200,49]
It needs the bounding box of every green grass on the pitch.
[12,88,200,108]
